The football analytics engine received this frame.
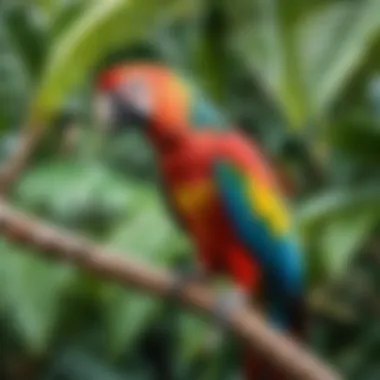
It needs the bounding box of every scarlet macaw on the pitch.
[94,62,307,379]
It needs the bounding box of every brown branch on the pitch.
[0,200,341,380]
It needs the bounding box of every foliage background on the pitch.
[0,0,379,379]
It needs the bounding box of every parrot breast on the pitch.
[172,179,216,222]
[160,132,226,237]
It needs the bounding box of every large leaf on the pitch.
[296,186,380,283]
[0,240,74,353]
[297,0,380,119]
[15,160,138,231]
[107,197,189,265]
[102,286,160,357]
[45,347,130,380]
[29,0,193,123]
[231,0,380,128]
[3,3,48,81]
[229,0,310,128]
[178,313,211,362]
[0,14,30,131]
[296,184,380,229]
[48,0,88,41]
[319,213,376,280]
[102,196,189,356]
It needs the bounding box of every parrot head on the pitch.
[94,62,227,140]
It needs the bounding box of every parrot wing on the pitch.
[213,153,307,333]
[213,154,305,298]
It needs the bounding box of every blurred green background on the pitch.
[0,0,379,379]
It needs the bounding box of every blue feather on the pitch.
[189,92,228,129]
[214,160,305,329]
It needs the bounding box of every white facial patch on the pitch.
[118,77,152,117]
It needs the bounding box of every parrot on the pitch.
[94,62,307,379]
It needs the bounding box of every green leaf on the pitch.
[232,0,380,128]
[296,184,380,229]
[230,0,309,128]
[35,0,56,14]
[15,160,137,228]
[102,286,160,357]
[178,313,210,362]
[39,0,89,42]
[296,185,380,283]
[0,15,30,129]
[102,199,189,357]
[108,199,188,265]
[297,0,380,118]
[319,213,376,279]
[46,347,128,380]
[4,4,48,80]
[0,240,74,353]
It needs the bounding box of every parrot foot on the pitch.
[212,288,248,329]
[169,267,208,300]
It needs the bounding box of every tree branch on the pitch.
[0,201,341,380]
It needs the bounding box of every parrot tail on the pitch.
[288,295,309,340]
[243,296,308,380]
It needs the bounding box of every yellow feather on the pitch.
[247,179,290,236]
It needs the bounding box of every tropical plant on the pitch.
[0,1,379,379]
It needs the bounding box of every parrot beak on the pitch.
[92,91,147,133]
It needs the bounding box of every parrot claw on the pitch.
[212,288,248,329]
[169,267,207,300]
